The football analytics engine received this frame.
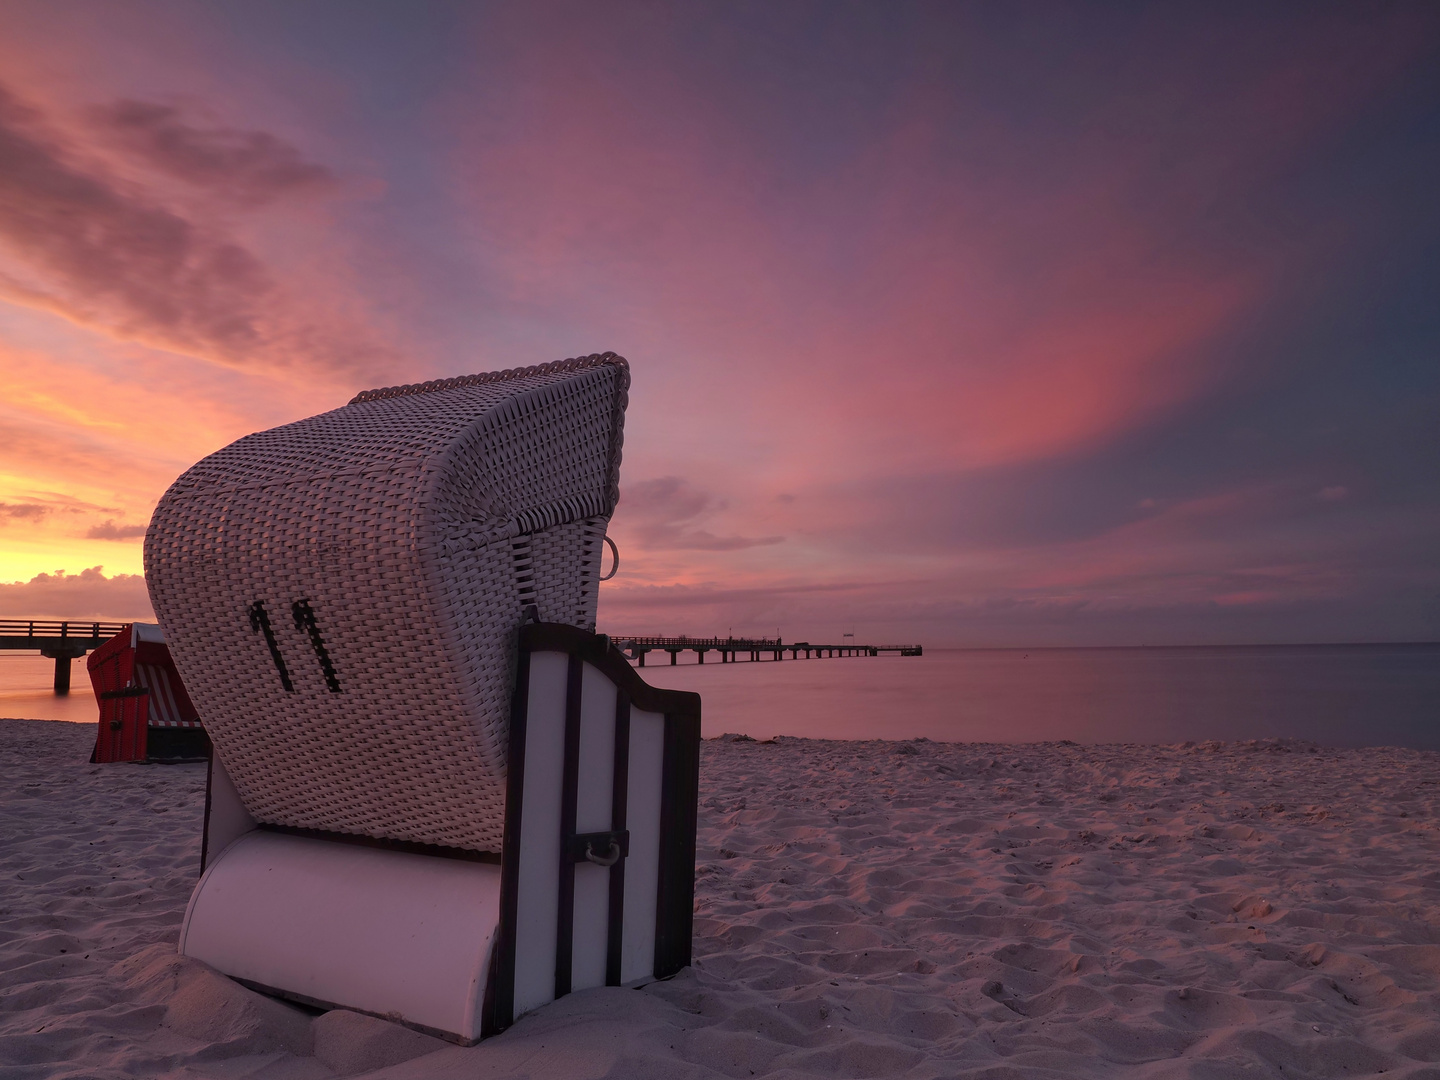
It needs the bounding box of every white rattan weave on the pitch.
[145,354,629,852]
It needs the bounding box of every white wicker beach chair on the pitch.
[145,354,701,1043]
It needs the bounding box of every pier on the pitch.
[0,620,127,692]
[612,635,922,666]
[0,619,925,692]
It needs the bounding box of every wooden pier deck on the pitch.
[0,620,128,692]
[612,635,922,666]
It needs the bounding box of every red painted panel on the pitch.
[88,625,205,760]
[89,626,149,762]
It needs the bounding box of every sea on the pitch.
[4,643,1438,749]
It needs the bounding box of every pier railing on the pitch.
[0,619,130,691]
[0,619,128,641]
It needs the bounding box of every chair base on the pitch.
[181,831,501,1043]
[181,623,701,1044]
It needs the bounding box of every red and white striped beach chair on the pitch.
[88,623,208,763]
[145,354,701,1044]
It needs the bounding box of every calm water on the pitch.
[4,644,1438,749]
[0,654,96,724]
[636,644,1440,749]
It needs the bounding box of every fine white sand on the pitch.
[4,719,1440,1079]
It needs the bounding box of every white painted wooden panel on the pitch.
[180,831,501,1043]
[621,707,664,984]
[575,663,616,832]
[571,661,618,989]
[512,650,568,1016]
[571,862,610,990]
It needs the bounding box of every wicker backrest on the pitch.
[145,354,629,853]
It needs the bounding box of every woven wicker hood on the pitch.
[145,354,629,853]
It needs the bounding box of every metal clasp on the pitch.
[566,829,629,867]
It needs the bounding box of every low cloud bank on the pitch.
[0,567,154,621]
[85,521,147,540]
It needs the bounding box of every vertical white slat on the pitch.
[621,708,665,984]
[569,663,617,991]
[575,664,616,831]
[512,651,568,1016]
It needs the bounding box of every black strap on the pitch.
[291,599,342,692]
[248,601,293,691]
[99,686,149,699]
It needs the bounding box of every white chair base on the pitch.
[181,832,502,1040]
[180,624,700,1044]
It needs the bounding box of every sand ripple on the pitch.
[3,720,1440,1078]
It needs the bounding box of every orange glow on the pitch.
[0,5,1435,641]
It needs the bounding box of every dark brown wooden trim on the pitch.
[486,644,532,1036]
[492,622,701,1026]
[654,711,701,978]
[518,623,701,721]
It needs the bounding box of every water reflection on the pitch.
[635,644,1440,749]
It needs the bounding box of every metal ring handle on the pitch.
[584,840,621,867]
[599,535,620,581]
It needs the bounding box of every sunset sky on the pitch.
[1,1,1437,646]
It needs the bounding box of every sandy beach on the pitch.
[3,718,1440,1079]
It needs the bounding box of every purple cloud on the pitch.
[85,520,147,540]
[0,567,154,620]
[0,82,271,355]
[0,502,48,521]
[618,477,783,551]
[0,81,394,377]
[91,99,339,207]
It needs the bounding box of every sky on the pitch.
[0,1,1437,646]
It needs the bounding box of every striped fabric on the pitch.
[135,663,199,728]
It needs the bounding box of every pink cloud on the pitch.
[444,8,1411,502]
[0,83,271,351]
[0,503,48,522]
[0,79,396,384]
[90,99,339,207]
[85,521,147,540]
[0,5,1430,646]
[616,477,784,552]
[0,567,154,621]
